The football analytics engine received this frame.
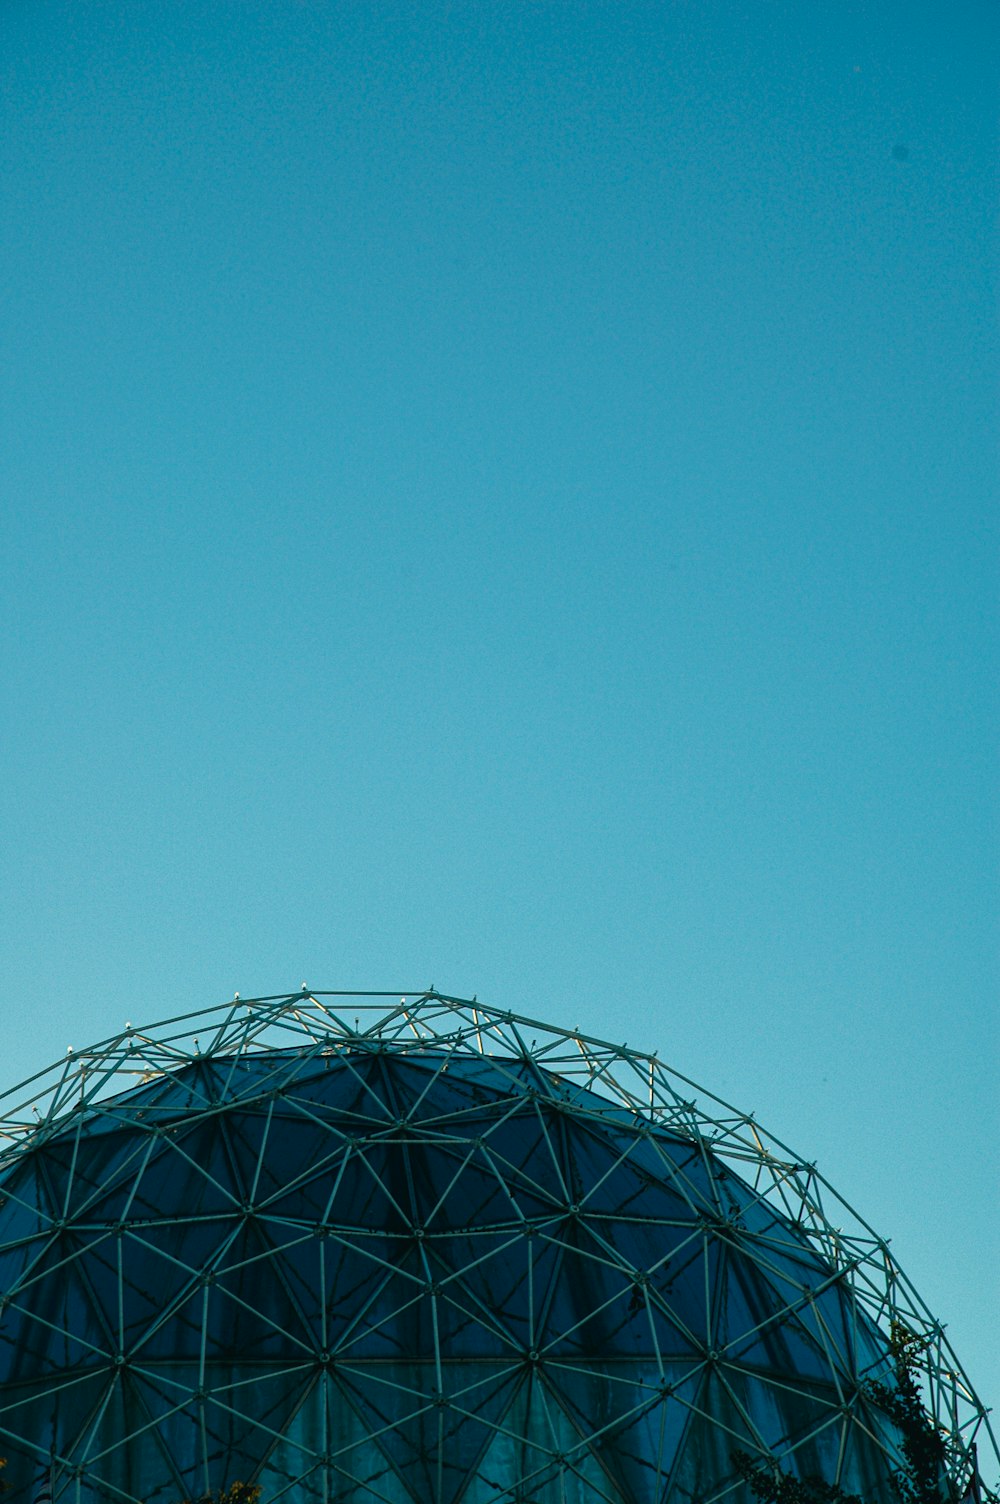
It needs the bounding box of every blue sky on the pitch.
[2,0,997,1417]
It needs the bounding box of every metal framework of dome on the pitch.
[0,988,993,1504]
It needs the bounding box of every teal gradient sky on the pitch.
[2,0,997,1416]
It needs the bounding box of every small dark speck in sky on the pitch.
[892,143,910,162]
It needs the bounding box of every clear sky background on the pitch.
[1,0,997,1426]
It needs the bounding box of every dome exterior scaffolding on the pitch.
[0,989,993,1504]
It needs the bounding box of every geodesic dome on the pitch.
[0,990,993,1504]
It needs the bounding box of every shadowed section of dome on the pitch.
[0,990,993,1504]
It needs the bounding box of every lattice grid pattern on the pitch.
[0,989,993,1504]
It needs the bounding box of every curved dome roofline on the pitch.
[0,986,995,1499]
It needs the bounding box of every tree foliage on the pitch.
[732,1322,973,1504]
[732,1449,865,1504]
[864,1325,949,1504]
[180,1484,261,1504]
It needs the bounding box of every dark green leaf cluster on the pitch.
[179,1484,261,1504]
[732,1450,866,1504]
[733,1324,970,1504]
[866,1368,946,1501]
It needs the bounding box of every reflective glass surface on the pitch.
[0,1044,920,1503]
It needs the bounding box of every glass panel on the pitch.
[0,1045,914,1504]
